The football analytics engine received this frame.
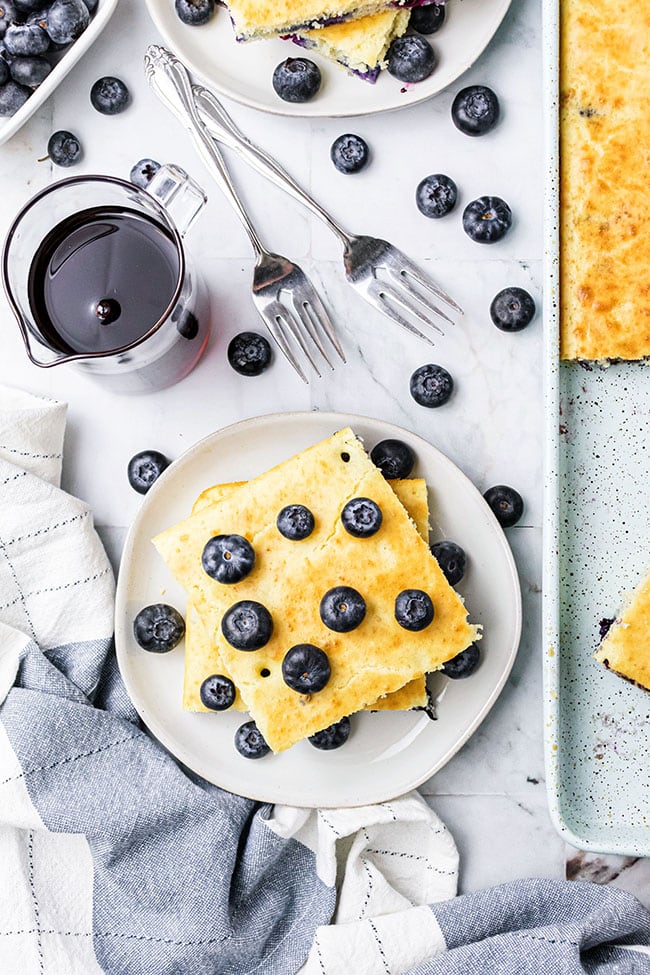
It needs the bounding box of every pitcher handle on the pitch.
[145,163,207,238]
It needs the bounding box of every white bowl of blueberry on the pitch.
[0,0,120,146]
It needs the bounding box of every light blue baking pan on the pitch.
[542,1,650,857]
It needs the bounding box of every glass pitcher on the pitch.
[2,164,211,395]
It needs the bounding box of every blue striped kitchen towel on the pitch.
[0,385,648,975]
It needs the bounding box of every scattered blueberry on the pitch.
[0,58,9,86]
[410,363,454,407]
[47,129,82,166]
[410,3,445,34]
[272,57,321,103]
[46,0,89,44]
[462,196,512,244]
[442,643,481,678]
[415,173,457,219]
[175,0,215,25]
[90,75,130,115]
[387,34,436,83]
[129,157,161,190]
[320,586,366,633]
[370,439,415,479]
[394,589,434,631]
[451,85,500,136]
[309,716,351,750]
[202,534,255,584]
[4,22,49,55]
[431,540,466,586]
[10,54,52,87]
[276,504,314,541]
[200,673,236,710]
[330,133,369,174]
[0,79,30,115]
[490,287,536,332]
[221,600,273,651]
[227,331,272,376]
[127,449,169,494]
[234,720,271,759]
[483,484,524,527]
[341,497,382,538]
[133,603,185,653]
[282,644,330,694]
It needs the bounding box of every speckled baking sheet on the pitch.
[542,2,650,857]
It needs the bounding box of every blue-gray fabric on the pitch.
[2,638,650,974]
[1,639,334,975]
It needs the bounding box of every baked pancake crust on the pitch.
[154,428,478,752]
[595,572,650,691]
[560,0,650,361]
[228,0,414,40]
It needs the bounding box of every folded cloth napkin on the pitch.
[1,385,649,975]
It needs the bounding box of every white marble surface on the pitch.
[0,0,576,896]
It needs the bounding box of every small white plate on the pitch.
[0,0,121,148]
[115,412,521,807]
[143,0,512,118]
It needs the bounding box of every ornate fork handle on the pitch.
[192,83,353,250]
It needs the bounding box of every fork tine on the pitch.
[385,267,454,329]
[302,291,346,363]
[259,310,309,384]
[378,279,447,337]
[293,299,335,371]
[273,306,323,378]
[397,255,464,316]
[366,283,436,346]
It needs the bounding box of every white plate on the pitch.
[143,0,512,118]
[115,412,522,807]
[0,0,121,147]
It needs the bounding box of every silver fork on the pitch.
[192,86,463,345]
[144,46,344,383]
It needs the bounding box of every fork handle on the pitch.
[193,85,353,249]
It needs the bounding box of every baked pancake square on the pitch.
[295,10,410,80]
[183,477,432,713]
[228,0,414,40]
[154,428,478,752]
[595,571,650,692]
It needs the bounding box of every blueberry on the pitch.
[272,57,321,103]
[410,3,445,34]
[81,0,98,10]
[47,129,82,166]
[276,504,314,541]
[452,85,500,137]
[133,603,185,653]
[15,0,47,13]
[462,196,512,244]
[45,0,89,44]
[221,600,273,651]
[127,449,169,494]
[416,173,457,219]
[410,363,453,408]
[202,534,255,584]
[227,331,272,376]
[431,540,466,586]
[490,287,536,332]
[4,23,50,55]
[395,589,434,631]
[442,643,481,678]
[90,75,130,115]
[200,673,236,710]
[330,133,370,174]
[0,59,8,86]
[483,485,524,527]
[129,158,161,190]
[341,497,382,538]
[387,35,436,83]
[0,2,17,39]
[320,586,366,632]
[370,439,415,479]
[234,720,271,759]
[309,716,351,750]
[26,7,52,27]
[175,0,215,25]
[0,80,30,115]
[10,55,52,87]
[282,644,330,694]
